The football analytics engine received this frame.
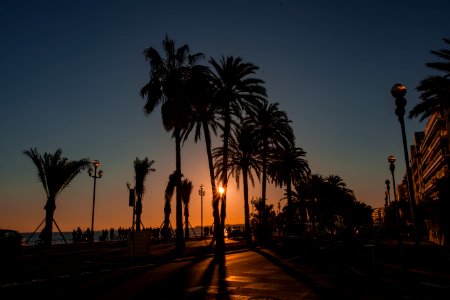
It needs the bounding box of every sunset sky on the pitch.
[1,0,450,233]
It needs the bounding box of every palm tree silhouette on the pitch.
[213,119,261,242]
[23,147,90,247]
[214,117,261,243]
[322,175,354,230]
[247,100,294,235]
[182,65,222,246]
[209,55,266,255]
[140,35,204,252]
[409,37,450,179]
[298,173,326,230]
[133,157,155,231]
[269,142,310,223]
[180,179,193,239]
[409,38,450,122]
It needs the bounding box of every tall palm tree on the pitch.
[140,35,203,252]
[213,117,261,243]
[209,55,266,254]
[247,99,294,232]
[180,179,193,239]
[133,157,155,231]
[269,142,310,223]
[23,147,90,247]
[181,65,222,246]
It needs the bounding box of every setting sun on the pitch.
[218,186,225,195]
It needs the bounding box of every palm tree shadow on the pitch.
[196,255,230,300]
[251,247,342,299]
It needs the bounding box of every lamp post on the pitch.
[385,179,391,207]
[198,184,205,238]
[391,83,419,244]
[88,160,103,243]
[388,155,402,245]
[385,179,391,227]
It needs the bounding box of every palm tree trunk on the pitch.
[184,205,189,239]
[136,195,142,231]
[286,177,292,223]
[163,200,171,239]
[218,106,231,256]
[243,167,251,243]
[261,140,268,230]
[43,197,56,248]
[175,128,185,252]
[203,122,221,250]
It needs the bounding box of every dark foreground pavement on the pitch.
[1,237,450,299]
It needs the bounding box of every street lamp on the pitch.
[198,184,205,238]
[88,160,103,243]
[388,155,402,245]
[391,83,419,244]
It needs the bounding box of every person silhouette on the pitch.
[84,227,91,242]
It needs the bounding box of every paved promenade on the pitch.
[2,236,450,299]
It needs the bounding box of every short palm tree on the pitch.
[133,157,155,231]
[269,142,310,223]
[247,99,294,232]
[180,179,193,239]
[23,147,90,247]
[305,174,326,230]
[209,55,266,255]
[140,35,203,252]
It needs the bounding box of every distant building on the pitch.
[371,207,384,226]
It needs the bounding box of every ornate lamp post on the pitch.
[198,184,205,238]
[391,83,419,244]
[88,160,103,242]
[385,179,391,207]
[388,155,402,245]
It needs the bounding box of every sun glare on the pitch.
[218,186,225,195]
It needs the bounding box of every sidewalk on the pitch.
[350,239,450,288]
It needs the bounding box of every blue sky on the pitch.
[1,0,449,232]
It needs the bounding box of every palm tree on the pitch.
[303,174,326,230]
[269,142,310,223]
[209,55,266,254]
[180,179,193,239]
[23,147,90,247]
[140,35,203,252]
[181,65,222,246]
[324,175,355,231]
[409,38,450,178]
[133,157,155,231]
[213,117,261,243]
[247,99,294,233]
[409,38,450,122]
